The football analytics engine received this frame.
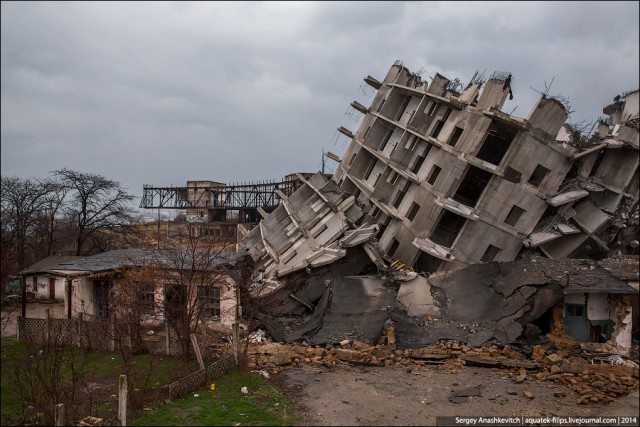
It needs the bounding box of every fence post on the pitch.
[110,314,116,352]
[46,308,51,344]
[54,403,64,426]
[165,319,170,355]
[118,374,127,426]
[190,333,205,371]
[232,322,240,366]
[16,315,21,342]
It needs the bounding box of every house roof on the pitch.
[21,249,250,277]
[20,255,83,275]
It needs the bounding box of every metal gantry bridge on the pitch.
[140,178,306,213]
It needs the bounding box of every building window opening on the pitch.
[475,121,518,165]
[388,238,400,257]
[452,166,492,207]
[406,202,420,222]
[411,153,426,174]
[426,101,438,116]
[430,211,466,248]
[427,165,442,185]
[392,181,411,209]
[413,251,442,274]
[480,244,501,262]
[395,95,412,121]
[448,126,464,147]
[198,286,220,318]
[379,127,394,152]
[504,205,526,227]
[528,164,551,188]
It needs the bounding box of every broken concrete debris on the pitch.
[244,336,639,406]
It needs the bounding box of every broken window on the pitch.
[452,166,493,207]
[198,286,220,318]
[504,205,526,227]
[448,126,464,147]
[475,121,518,166]
[430,210,467,248]
[528,164,550,188]
[388,238,400,257]
[480,244,501,262]
[392,180,411,209]
[406,202,420,222]
[427,165,442,185]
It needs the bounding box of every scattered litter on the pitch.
[252,370,270,379]
[209,383,216,391]
[193,393,199,398]
[147,330,155,335]
[241,386,248,394]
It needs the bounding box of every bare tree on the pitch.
[55,168,135,256]
[155,223,237,359]
[1,176,52,311]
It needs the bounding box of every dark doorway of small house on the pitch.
[94,280,110,320]
[49,278,56,300]
[532,306,554,334]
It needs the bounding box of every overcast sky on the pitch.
[2,1,639,207]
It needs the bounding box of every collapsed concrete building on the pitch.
[238,61,639,353]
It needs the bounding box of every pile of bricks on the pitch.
[247,338,639,405]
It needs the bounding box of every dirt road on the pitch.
[275,363,636,426]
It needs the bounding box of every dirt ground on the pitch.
[274,363,639,426]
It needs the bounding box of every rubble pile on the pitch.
[246,335,639,406]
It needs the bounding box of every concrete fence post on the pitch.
[118,374,127,426]
[54,403,64,426]
[16,315,21,342]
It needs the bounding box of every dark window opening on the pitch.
[480,244,501,262]
[378,99,386,112]
[414,251,442,274]
[138,283,155,315]
[528,164,550,188]
[94,280,110,320]
[348,153,357,166]
[405,135,419,151]
[388,238,400,257]
[430,211,466,248]
[370,207,380,219]
[452,166,492,207]
[448,126,464,147]
[475,121,518,165]
[431,120,446,139]
[565,304,585,318]
[392,181,411,209]
[407,202,420,221]
[411,153,426,174]
[427,165,442,185]
[426,101,438,116]
[377,214,390,238]
[198,286,220,318]
[364,125,372,140]
[363,160,377,180]
[589,149,606,177]
[379,127,394,152]
[504,205,526,227]
[395,95,412,121]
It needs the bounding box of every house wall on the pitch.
[28,274,66,300]
[71,277,95,318]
